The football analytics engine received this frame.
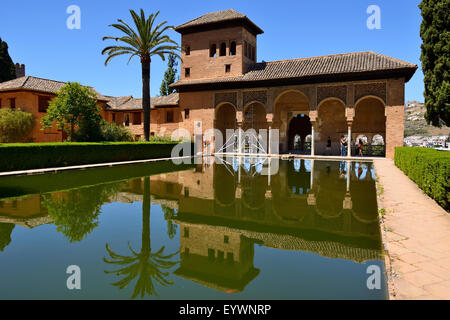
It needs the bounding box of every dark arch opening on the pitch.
[220,43,226,56]
[288,114,312,152]
[210,44,217,57]
[229,41,236,56]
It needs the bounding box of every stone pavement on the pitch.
[374,159,450,300]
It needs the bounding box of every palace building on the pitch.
[0,9,417,158]
[170,9,417,158]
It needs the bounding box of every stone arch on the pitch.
[287,114,312,152]
[353,96,386,156]
[316,98,347,155]
[243,101,267,131]
[273,90,310,153]
[215,102,237,137]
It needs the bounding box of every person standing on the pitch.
[340,136,347,156]
[358,139,364,156]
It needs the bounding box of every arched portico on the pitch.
[316,98,347,155]
[352,96,386,156]
[215,102,237,138]
[273,90,310,153]
[287,114,312,153]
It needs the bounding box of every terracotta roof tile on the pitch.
[0,76,109,101]
[175,9,263,35]
[106,93,179,111]
[171,51,418,88]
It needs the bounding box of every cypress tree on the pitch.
[419,0,450,127]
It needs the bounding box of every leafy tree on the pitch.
[0,108,34,142]
[41,82,103,141]
[0,38,16,82]
[102,9,180,141]
[0,223,14,252]
[159,54,178,96]
[104,177,178,298]
[419,0,450,127]
[42,183,122,242]
[161,205,177,239]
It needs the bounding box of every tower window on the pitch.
[185,46,190,56]
[225,64,231,73]
[229,41,236,56]
[184,108,190,119]
[185,67,190,77]
[209,44,217,57]
[220,42,226,56]
[244,41,248,57]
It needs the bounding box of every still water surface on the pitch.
[0,158,386,299]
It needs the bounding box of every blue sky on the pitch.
[0,0,424,102]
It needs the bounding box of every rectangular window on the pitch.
[217,250,224,262]
[112,113,116,122]
[166,110,174,123]
[9,98,15,109]
[225,64,231,73]
[208,248,215,260]
[184,108,190,119]
[132,112,141,125]
[224,235,229,244]
[184,227,190,238]
[185,68,190,78]
[38,96,51,113]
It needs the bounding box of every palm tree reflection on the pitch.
[104,177,178,299]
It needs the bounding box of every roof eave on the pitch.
[175,18,264,36]
[171,67,418,92]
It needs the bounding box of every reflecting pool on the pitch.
[0,157,387,299]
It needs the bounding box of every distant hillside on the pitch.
[404,101,449,137]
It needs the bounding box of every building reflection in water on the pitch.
[146,157,382,293]
[0,157,382,295]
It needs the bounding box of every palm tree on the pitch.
[104,177,178,299]
[102,9,180,141]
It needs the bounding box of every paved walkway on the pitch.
[374,159,450,300]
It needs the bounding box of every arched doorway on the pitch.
[287,114,312,153]
[273,90,310,153]
[317,98,347,155]
[353,97,386,157]
[243,102,267,132]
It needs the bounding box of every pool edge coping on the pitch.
[0,155,198,177]
[373,160,396,300]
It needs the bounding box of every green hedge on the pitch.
[395,147,450,211]
[0,142,188,172]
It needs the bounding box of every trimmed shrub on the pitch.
[99,121,133,142]
[0,109,34,143]
[395,147,450,211]
[0,142,185,172]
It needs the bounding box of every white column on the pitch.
[268,125,272,155]
[310,159,315,190]
[237,123,242,155]
[311,123,315,156]
[346,161,351,191]
[347,123,352,157]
